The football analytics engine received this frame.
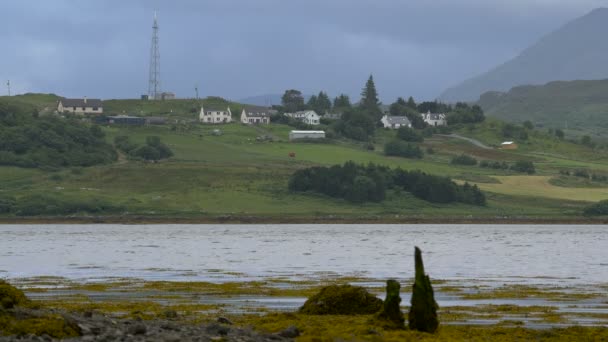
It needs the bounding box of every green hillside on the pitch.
[2,94,608,220]
[478,79,608,139]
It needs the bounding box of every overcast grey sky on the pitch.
[1,0,606,102]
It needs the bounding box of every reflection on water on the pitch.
[1,224,607,285]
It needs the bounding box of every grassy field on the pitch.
[0,121,602,220]
[1,94,607,220]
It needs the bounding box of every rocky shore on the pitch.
[0,309,298,341]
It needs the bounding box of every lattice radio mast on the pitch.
[148,12,161,100]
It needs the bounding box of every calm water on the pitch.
[1,224,606,285]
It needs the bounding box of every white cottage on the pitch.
[57,97,103,115]
[421,111,447,126]
[284,110,321,125]
[381,115,411,129]
[199,106,232,124]
[241,106,271,125]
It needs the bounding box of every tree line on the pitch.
[288,161,486,206]
[0,102,116,169]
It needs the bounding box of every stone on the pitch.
[217,316,233,325]
[277,325,300,338]
[128,322,147,335]
[205,323,230,336]
[299,284,383,315]
[408,247,439,333]
[376,279,405,329]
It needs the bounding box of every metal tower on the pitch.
[148,12,161,100]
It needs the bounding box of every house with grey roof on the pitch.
[240,106,271,125]
[381,115,411,129]
[57,97,103,115]
[284,110,320,125]
[200,105,232,124]
[421,111,447,126]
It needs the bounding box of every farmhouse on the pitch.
[421,111,447,126]
[241,106,271,125]
[289,130,325,141]
[200,106,232,124]
[284,110,320,125]
[57,97,103,115]
[381,115,411,129]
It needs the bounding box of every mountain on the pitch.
[479,79,608,138]
[440,8,608,102]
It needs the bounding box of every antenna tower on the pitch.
[148,12,161,100]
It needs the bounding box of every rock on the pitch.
[205,322,230,336]
[163,309,178,319]
[299,284,383,315]
[408,247,439,333]
[277,325,300,338]
[217,316,233,325]
[376,279,405,329]
[128,322,147,335]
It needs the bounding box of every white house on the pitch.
[289,130,325,141]
[421,111,447,126]
[241,106,271,125]
[381,115,411,129]
[199,106,232,124]
[57,97,103,115]
[284,110,320,125]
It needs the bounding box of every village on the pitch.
[54,96,459,142]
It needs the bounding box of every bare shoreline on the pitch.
[0,215,607,225]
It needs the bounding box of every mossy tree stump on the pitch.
[408,247,439,333]
[376,279,405,329]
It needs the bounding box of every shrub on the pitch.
[511,161,535,174]
[396,126,423,142]
[384,141,423,159]
[299,284,383,315]
[574,169,590,179]
[451,154,477,166]
[583,200,608,216]
[0,280,29,309]
[289,162,486,206]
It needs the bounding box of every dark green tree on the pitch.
[306,95,318,111]
[407,96,417,110]
[333,94,352,109]
[408,247,439,333]
[555,129,565,139]
[281,89,305,113]
[360,75,381,119]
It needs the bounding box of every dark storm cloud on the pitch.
[1,0,606,102]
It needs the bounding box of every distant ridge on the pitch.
[479,79,608,138]
[440,8,608,102]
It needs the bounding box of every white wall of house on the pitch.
[380,115,411,129]
[241,109,270,124]
[199,106,232,124]
[57,101,103,115]
[421,112,447,126]
[284,110,320,125]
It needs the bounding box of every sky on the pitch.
[1,0,607,103]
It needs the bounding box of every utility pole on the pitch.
[6,80,10,96]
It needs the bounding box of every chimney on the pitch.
[84,96,87,104]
